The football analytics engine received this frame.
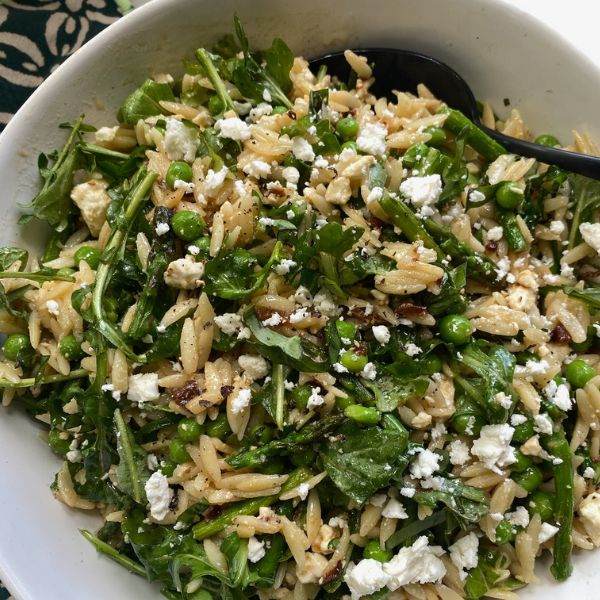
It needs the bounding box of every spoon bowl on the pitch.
[310,49,600,179]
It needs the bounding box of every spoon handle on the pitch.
[482,126,600,179]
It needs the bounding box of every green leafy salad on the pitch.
[2,16,600,600]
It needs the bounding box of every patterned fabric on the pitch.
[0,0,136,131]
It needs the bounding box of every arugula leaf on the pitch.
[114,409,150,504]
[413,477,489,524]
[363,370,429,412]
[314,222,363,258]
[79,143,149,181]
[226,415,345,469]
[232,16,293,108]
[0,247,28,271]
[309,89,329,118]
[464,549,524,599]
[568,174,600,249]
[117,79,175,124]
[385,511,447,550]
[425,263,467,316]
[25,116,84,231]
[245,310,330,372]
[320,424,409,504]
[204,242,282,300]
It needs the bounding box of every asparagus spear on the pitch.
[542,431,574,581]
[195,48,236,113]
[192,467,311,540]
[495,208,528,252]
[437,106,506,162]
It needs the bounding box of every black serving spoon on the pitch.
[310,49,600,179]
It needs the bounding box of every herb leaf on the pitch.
[118,79,176,124]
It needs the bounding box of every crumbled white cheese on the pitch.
[494,256,512,282]
[214,313,244,336]
[274,258,297,275]
[372,325,390,344]
[448,440,470,466]
[382,498,408,519]
[431,422,447,441]
[147,453,159,471]
[579,492,600,545]
[313,289,338,317]
[282,166,300,184]
[405,343,422,357]
[66,449,82,463]
[544,380,572,411]
[297,482,310,501]
[163,257,204,289]
[247,537,266,563]
[580,222,600,253]
[187,244,200,256]
[333,362,349,373]
[361,362,377,380]
[70,179,112,237]
[449,532,479,580]
[495,391,513,409]
[356,122,388,156]
[384,536,446,589]
[261,313,282,327]
[344,559,390,600]
[243,160,271,179]
[538,523,559,544]
[400,486,416,498]
[510,414,528,426]
[584,467,596,479]
[469,189,486,204]
[249,102,273,122]
[307,386,324,409]
[550,220,565,235]
[471,424,516,474]
[94,125,120,143]
[164,118,198,162]
[173,179,195,194]
[486,226,504,241]
[366,186,384,204]
[506,506,530,528]
[238,354,269,381]
[203,166,229,194]
[144,471,173,521]
[289,307,308,323]
[258,217,276,227]
[231,388,252,414]
[46,300,60,316]
[410,449,441,479]
[155,222,170,236]
[215,116,251,141]
[291,137,315,162]
[294,285,313,306]
[400,174,442,208]
[127,373,160,403]
[533,413,553,435]
[516,358,549,379]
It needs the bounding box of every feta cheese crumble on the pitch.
[230,388,252,414]
[449,532,479,580]
[372,325,390,344]
[127,373,160,404]
[164,118,198,162]
[544,379,572,411]
[307,386,324,409]
[361,362,377,380]
[46,300,60,316]
[155,222,170,236]
[215,116,251,141]
[471,424,516,474]
[356,122,388,156]
[238,354,269,381]
[344,559,390,599]
[247,537,266,563]
[163,257,204,289]
[448,440,470,466]
[382,498,408,519]
[274,258,297,275]
[384,536,446,589]
[410,449,441,479]
[580,222,600,254]
[291,137,315,162]
[144,471,173,521]
[243,160,271,179]
[400,174,442,208]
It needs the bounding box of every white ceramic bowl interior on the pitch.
[1,0,599,598]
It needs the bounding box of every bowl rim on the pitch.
[1,0,600,597]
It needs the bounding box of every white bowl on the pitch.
[1,1,599,598]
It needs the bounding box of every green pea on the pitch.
[57,334,84,361]
[56,267,75,278]
[512,465,543,492]
[339,349,368,373]
[495,181,524,210]
[438,314,473,345]
[512,418,535,443]
[534,134,561,148]
[335,395,354,411]
[420,354,443,375]
[169,438,191,464]
[292,384,313,411]
[341,140,358,152]
[451,414,483,437]
[248,424,274,445]
[3,334,31,362]
[363,540,393,563]
[74,246,101,270]
[291,448,317,468]
[345,404,380,425]
[336,117,359,140]
[177,417,203,443]
[336,320,357,342]
[271,106,287,115]
[48,430,70,456]
[494,519,516,545]
[565,359,596,389]
[528,490,555,521]
[172,210,205,242]
[511,449,533,472]
[190,236,211,259]
[161,460,177,477]
[208,94,224,116]
[205,413,231,438]
[166,161,194,189]
[424,126,447,147]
